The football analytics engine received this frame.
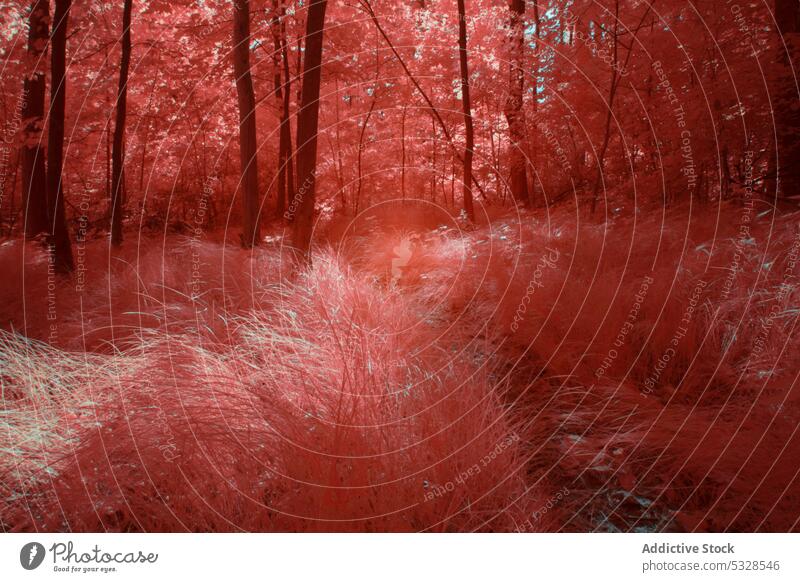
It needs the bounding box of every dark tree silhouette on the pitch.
[21,0,49,239]
[457,0,475,222]
[774,0,800,201]
[46,0,74,273]
[110,0,132,246]
[270,0,292,218]
[291,0,328,263]
[233,0,261,247]
[505,0,530,207]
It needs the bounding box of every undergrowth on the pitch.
[1,203,798,531]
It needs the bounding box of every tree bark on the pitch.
[111,0,132,246]
[401,105,407,202]
[280,2,295,217]
[270,0,288,218]
[355,37,380,215]
[504,0,530,207]
[355,99,376,215]
[46,0,74,273]
[232,0,261,247]
[332,77,346,210]
[21,0,49,239]
[457,0,475,222]
[590,0,620,215]
[291,0,328,263]
[529,0,541,203]
[773,0,800,201]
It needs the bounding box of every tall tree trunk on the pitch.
[590,0,620,216]
[21,0,49,239]
[292,32,303,211]
[47,0,74,273]
[355,41,379,215]
[504,0,530,207]
[270,0,287,218]
[139,72,159,193]
[529,0,541,203]
[401,105,407,202]
[291,0,328,263]
[490,123,502,202]
[355,99,376,215]
[431,116,436,203]
[332,77,346,211]
[774,0,800,201]
[232,0,261,247]
[111,0,132,246]
[360,0,457,163]
[359,0,491,206]
[451,159,456,207]
[457,0,475,222]
[105,78,111,204]
[280,2,294,217]
[7,152,20,235]
[590,0,653,214]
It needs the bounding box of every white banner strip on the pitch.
[1,534,797,581]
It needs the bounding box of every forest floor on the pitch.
[1,202,799,532]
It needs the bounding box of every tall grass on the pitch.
[1,203,798,531]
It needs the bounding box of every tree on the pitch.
[505,0,530,207]
[291,0,328,263]
[588,0,652,214]
[46,0,74,273]
[355,31,380,215]
[270,0,294,218]
[589,0,621,215]
[21,0,49,239]
[773,0,800,201]
[457,0,475,222]
[233,0,261,247]
[111,0,133,246]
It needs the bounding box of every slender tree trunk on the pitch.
[401,105,407,202]
[722,144,732,199]
[293,30,303,213]
[360,0,457,163]
[451,159,456,207]
[590,3,619,215]
[332,77,346,211]
[271,0,287,218]
[490,123,501,202]
[21,0,49,239]
[47,0,74,273]
[8,152,20,235]
[355,99,375,215]
[590,0,653,214]
[457,0,475,222]
[106,89,111,203]
[280,2,294,217]
[291,0,328,263]
[504,0,530,207]
[774,0,800,201]
[139,73,159,194]
[431,116,436,203]
[529,0,541,203]
[111,0,132,246]
[355,42,379,215]
[232,0,261,247]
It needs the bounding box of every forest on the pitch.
[0,0,799,532]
